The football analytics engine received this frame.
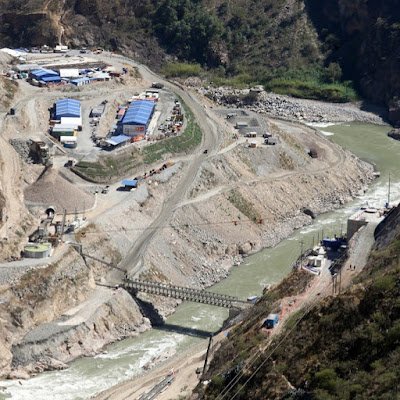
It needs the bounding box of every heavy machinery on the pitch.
[30,140,52,166]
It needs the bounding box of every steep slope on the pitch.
[197,204,400,400]
[0,1,399,121]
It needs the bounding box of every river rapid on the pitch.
[1,122,399,400]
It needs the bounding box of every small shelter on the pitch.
[263,313,279,329]
[121,179,138,190]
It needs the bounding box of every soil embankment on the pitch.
[138,120,374,298]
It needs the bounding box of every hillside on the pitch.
[195,204,400,400]
[0,1,399,123]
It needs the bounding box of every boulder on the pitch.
[388,98,400,128]
[388,128,400,141]
[238,242,252,255]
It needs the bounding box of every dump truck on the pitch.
[30,140,51,165]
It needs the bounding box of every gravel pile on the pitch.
[9,139,33,164]
[201,87,385,124]
[24,168,95,212]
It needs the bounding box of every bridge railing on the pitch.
[121,279,249,309]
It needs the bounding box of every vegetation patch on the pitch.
[143,102,201,164]
[227,189,262,223]
[162,62,203,78]
[72,148,144,183]
[199,229,400,400]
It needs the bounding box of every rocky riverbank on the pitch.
[199,86,386,125]
[388,128,400,141]
[140,119,376,301]
[0,118,376,381]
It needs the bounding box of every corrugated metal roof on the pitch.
[55,99,81,119]
[105,135,131,146]
[31,68,59,78]
[121,100,155,126]
[71,77,90,84]
[122,179,138,187]
[41,75,61,82]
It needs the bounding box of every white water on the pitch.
[1,122,399,400]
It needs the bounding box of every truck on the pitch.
[151,82,164,89]
[30,140,51,165]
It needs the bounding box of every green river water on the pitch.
[1,122,399,400]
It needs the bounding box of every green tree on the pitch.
[325,62,342,83]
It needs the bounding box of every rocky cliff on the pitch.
[0,0,399,123]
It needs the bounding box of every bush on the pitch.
[162,62,203,78]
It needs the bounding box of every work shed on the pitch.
[120,100,155,136]
[55,99,81,120]
[121,179,138,190]
[70,77,90,87]
[105,135,131,148]
[30,68,60,83]
[59,69,80,78]
[263,313,279,329]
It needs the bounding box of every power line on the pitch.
[215,278,333,400]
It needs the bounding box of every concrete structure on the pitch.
[122,279,249,309]
[23,242,51,258]
[347,210,370,240]
[120,100,155,136]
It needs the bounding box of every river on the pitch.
[1,122,399,400]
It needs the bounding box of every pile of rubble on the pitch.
[9,139,34,163]
[200,87,385,124]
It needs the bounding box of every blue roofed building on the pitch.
[30,68,61,84]
[104,135,131,147]
[55,99,81,120]
[120,100,155,136]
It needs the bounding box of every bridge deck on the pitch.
[121,279,249,309]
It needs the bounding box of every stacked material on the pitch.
[24,168,94,212]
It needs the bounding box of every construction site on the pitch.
[0,48,395,400]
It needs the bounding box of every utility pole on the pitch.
[202,335,213,376]
[299,240,305,268]
[59,209,67,242]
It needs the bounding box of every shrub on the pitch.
[162,62,203,78]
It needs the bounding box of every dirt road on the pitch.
[100,55,221,277]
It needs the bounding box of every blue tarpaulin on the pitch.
[121,179,138,188]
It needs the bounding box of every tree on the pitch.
[325,62,342,83]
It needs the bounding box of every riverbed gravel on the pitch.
[200,87,386,124]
